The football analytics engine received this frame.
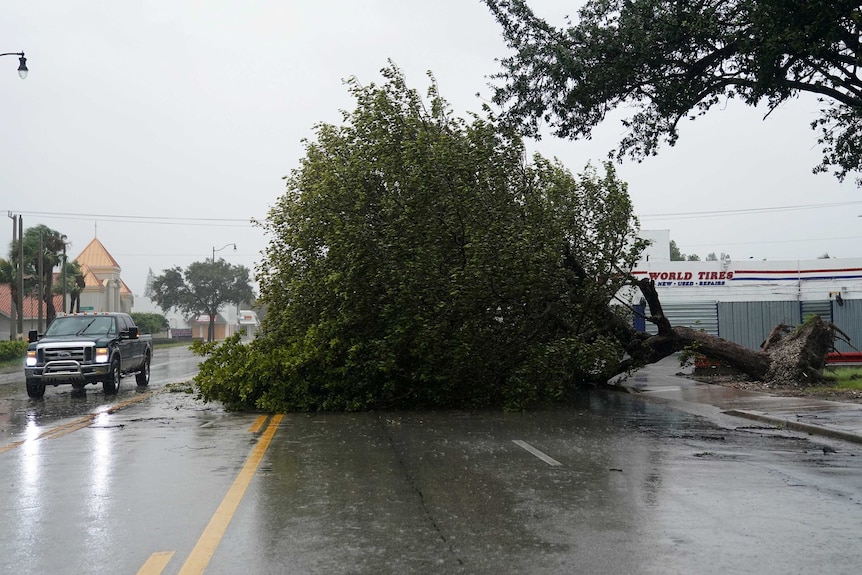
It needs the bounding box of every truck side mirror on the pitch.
[127,326,139,339]
[28,330,38,343]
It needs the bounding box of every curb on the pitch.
[723,409,862,446]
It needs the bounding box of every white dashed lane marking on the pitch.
[512,440,562,467]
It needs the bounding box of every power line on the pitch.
[6,210,261,227]
[639,200,862,220]
[16,201,861,225]
[684,234,862,249]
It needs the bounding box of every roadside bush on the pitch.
[131,312,169,334]
[0,340,28,363]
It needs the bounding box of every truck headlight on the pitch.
[95,348,109,363]
[26,350,36,367]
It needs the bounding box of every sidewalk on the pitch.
[615,356,862,445]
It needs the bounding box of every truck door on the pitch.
[117,315,141,370]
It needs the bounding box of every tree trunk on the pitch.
[45,272,56,324]
[620,278,835,383]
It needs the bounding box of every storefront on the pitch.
[620,233,862,352]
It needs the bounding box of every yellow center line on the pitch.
[178,413,284,575]
[247,414,268,434]
[0,440,25,455]
[43,419,99,440]
[136,551,175,575]
[0,388,162,454]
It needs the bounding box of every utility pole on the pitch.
[17,215,23,336]
[37,231,43,333]
[61,238,67,313]
[7,212,15,340]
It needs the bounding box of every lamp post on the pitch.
[16,214,22,335]
[7,212,16,340]
[212,243,237,336]
[0,52,28,79]
[212,243,236,262]
[7,213,24,337]
[61,236,69,314]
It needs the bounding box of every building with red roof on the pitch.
[1,237,133,339]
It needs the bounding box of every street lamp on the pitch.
[212,243,236,262]
[7,212,17,340]
[0,52,28,79]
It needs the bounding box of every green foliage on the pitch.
[801,313,824,325]
[670,239,701,261]
[130,312,170,334]
[3,225,68,323]
[669,240,683,261]
[0,340,27,362]
[196,64,645,412]
[151,259,255,342]
[678,342,702,368]
[52,259,83,294]
[484,0,862,185]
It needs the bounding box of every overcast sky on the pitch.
[2,1,860,300]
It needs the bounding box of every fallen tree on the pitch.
[194,66,841,412]
[617,278,839,384]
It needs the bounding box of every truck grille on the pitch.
[40,345,93,364]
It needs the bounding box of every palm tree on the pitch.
[54,259,85,313]
[0,258,13,336]
[1,248,22,333]
[19,225,67,325]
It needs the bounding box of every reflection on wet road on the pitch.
[1,348,861,574]
[0,345,201,446]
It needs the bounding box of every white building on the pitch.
[620,231,862,351]
[75,238,134,314]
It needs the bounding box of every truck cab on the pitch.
[25,312,153,398]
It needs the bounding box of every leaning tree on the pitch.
[193,64,837,413]
[483,0,862,184]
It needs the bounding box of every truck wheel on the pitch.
[103,357,121,395]
[26,378,45,399]
[136,353,151,386]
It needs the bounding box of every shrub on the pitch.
[0,340,28,363]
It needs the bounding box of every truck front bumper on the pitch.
[26,361,111,384]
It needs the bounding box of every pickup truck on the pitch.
[24,312,153,398]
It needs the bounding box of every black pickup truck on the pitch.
[24,312,153,398]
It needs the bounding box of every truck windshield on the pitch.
[45,316,115,337]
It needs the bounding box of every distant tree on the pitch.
[483,0,862,184]
[0,258,12,293]
[669,240,701,261]
[130,312,169,335]
[144,268,156,298]
[669,240,684,261]
[150,260,254,342]
[706,252,719,261]
[0,257,13,338]
[53,260,84,313]
[69,266,86,313]
[818,252,831,259]
[12,225,67,325]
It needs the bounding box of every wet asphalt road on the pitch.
[1,348,862,574]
